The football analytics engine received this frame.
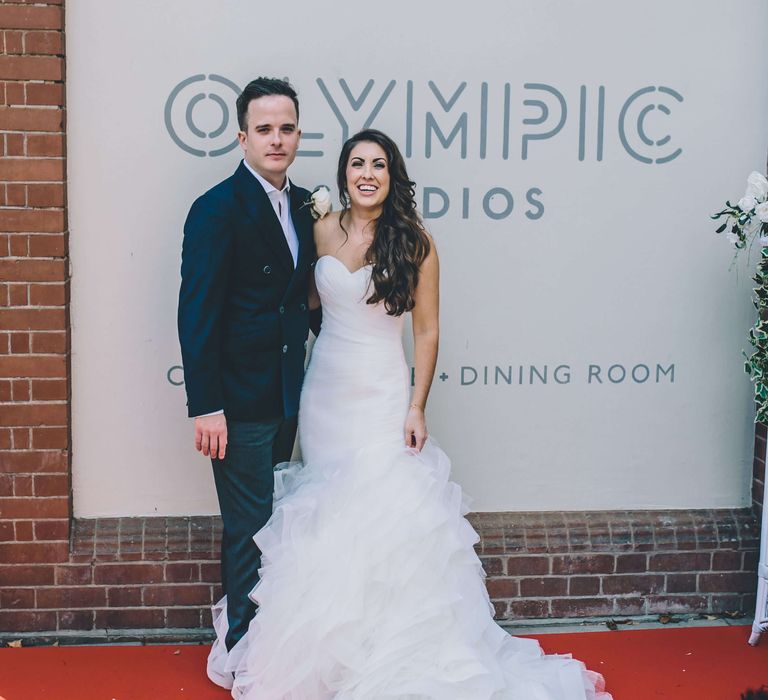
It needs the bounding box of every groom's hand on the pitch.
[195,414,227,460]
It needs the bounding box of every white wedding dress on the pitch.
[209,254,611,699]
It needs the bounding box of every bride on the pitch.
[209,128,611,699]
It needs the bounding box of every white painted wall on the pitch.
[67,0,768,515]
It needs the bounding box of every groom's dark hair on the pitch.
[236,77,299,130]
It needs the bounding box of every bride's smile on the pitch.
[346,141,390,211]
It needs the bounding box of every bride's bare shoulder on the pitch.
[314,211,343,254]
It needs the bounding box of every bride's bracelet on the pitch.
[409,403,424,411]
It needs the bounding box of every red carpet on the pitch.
[0,625,765,699]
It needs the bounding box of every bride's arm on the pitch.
[405,237,439,451]
[308,271,320,310]
[309,217,328,312]
[308,272,322,336]
[308,216,330,334]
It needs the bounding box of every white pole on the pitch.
[749,430,768,645]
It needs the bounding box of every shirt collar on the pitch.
[243,159,290,197]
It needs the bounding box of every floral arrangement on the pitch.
[713,171,768,248]
[713,170,768,422]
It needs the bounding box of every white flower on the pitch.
[757,201,768,223]
[746,171,768,201]
[760,235,768,247]
[309,186,332,219]
[739,195,757,212]
[726,232,740,245]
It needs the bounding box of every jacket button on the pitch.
[263,265,272,275]
[282,344,288,353]
[299,303,307,311]
[279,305,285,314]
[304,340,308,349]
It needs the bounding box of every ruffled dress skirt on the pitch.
[207,256,611,699]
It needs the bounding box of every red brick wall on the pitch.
[0,0,762,639]
[472,509,757,620]
[0,0,70,634]
[0,511,759,636]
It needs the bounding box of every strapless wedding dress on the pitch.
[209,254,611,699]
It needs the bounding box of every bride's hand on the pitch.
[404,405,428,452]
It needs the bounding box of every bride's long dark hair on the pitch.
[337,129,431,317]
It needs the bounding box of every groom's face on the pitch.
[238,95,301,189]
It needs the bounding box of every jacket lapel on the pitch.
[279,183,314,301]
[233,162,294,275]
[289,182,313,272]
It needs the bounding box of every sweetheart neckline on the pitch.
[317,254,372,276]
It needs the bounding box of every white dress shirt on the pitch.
[243,159,299,267]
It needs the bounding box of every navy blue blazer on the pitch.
[178,161,316,420]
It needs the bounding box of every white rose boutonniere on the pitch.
[757,202,768,224]
[308,185,332,220]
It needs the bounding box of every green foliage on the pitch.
[745,248,768,423]
[713,173,768,422]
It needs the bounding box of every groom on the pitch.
[177,77,316,686]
